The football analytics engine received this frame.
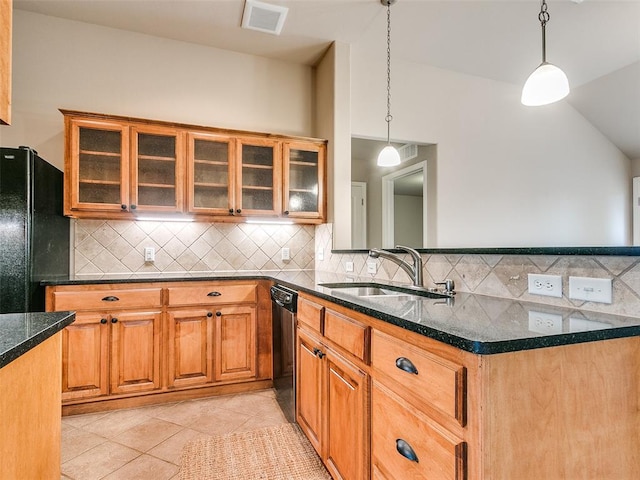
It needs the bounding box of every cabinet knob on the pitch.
[229,208,234,215]
[216,311,222,317]
[207,312,213,318]
[396,439,419,463]
[130,204,137,210]
[284,210,290,215]
[313,347,325,359]
[100,318,108,324]
[111,318,118,323]
[395,357,419,375]
[121,204,127,210]
[236,209,242,214]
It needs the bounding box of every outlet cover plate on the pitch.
[528,311,563,334]
[527,273,562,298]
[568,276,612,304]
[345,261,354,272]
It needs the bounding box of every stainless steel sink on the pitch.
[319,282,451,300]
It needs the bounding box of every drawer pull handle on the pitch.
[396,439,419,463]
[395,357,418,375]
[207,291,222,297]
[102,296,120,302]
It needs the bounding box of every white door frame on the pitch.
[381,161,428,248]
[351,182,367,249]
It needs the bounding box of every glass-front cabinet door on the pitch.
[131,126,184,213]
[186,132,235,216]
[67,119,130,214]
[236,138,281,217]
[283,141,326,221]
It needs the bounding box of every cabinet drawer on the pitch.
[297,296,324,333]
[324,309,369,363]
[372,330,466,426]
[371,381,467,480]
[167,284,256,306]
[53,288,162,311]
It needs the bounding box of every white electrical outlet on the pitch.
[317,247,324,261]
[528,311,563,334]
[568,276,612,304]
[345,261,354,272]
[367,262,377,274]
[144,247,155,262]
[281,247,290,261]
[527,273,562,298]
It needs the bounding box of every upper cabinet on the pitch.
[0,0,12,125]
[62,110,327,224]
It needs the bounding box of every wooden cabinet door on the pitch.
[130,125,185,213]
[167,308,215,389]
[66,118,130,215]
[186,132,236,216]
[325,349,369,480]
[296,327,325,456]
[283,141,326,221]
[110,310,162,395]
[214,305,257,382]
[236,137,282,217]
[0,0,11,125]
[61,312,109,401]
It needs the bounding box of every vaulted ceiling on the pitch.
[14,0,640,159]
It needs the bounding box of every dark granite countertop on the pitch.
[42,271,640,355]
[0,311,76,369]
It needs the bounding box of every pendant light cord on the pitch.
[539,0,549,63]
[385,1,392,144]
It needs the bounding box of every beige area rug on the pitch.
[179,423,332,480]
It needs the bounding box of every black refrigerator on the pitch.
[0,146,70,313]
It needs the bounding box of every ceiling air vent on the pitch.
[242,0,289,35]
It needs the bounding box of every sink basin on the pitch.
[319,282,451,300]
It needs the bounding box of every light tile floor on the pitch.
[61,389,288,480]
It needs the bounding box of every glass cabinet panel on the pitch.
[132,128,181,211]
[238,139,280,215]
[187,134,233,213]
[283,142,325,220]
[70,120,129,212]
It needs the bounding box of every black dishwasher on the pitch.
[270,284,298,423]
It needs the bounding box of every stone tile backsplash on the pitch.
[315,223,640,317]
[73,219,315,278]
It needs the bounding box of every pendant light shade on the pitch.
[377,145,401,167]
[521,0,569,107]
[377,0,400,167]
[521,62,570,106]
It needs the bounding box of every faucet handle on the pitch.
[435,279,455,293]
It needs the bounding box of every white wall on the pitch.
[345,33,631,248]
[0,11,314,170]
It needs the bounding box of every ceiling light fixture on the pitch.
[377,0,401,167]
[521,0,570,106]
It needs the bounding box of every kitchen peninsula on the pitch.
[0,311,75,479]
[44,272,640,479]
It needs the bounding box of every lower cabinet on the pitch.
[47,280,265,410]
[62,309,162,401]
[296,297,370,480]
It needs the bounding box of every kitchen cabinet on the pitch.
[283,141,326,221]
[62,110,327,223]
[53,286,163,402]
[0,0,11,125]
[296,291,640,480]
[296,296,370,480]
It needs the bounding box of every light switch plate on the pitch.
[281,247,290,261]
[144,247,155,262]
[568,276,612,304]
[345,261,354,272]
[367,262,377,274]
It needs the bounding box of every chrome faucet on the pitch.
[368,245,423,288]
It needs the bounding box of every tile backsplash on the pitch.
[73,219,315,278]
[315,223,640,318]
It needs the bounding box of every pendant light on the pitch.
[377,0,401,167]
[521,0,570,106]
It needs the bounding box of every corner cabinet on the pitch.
[62,110,326,223]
